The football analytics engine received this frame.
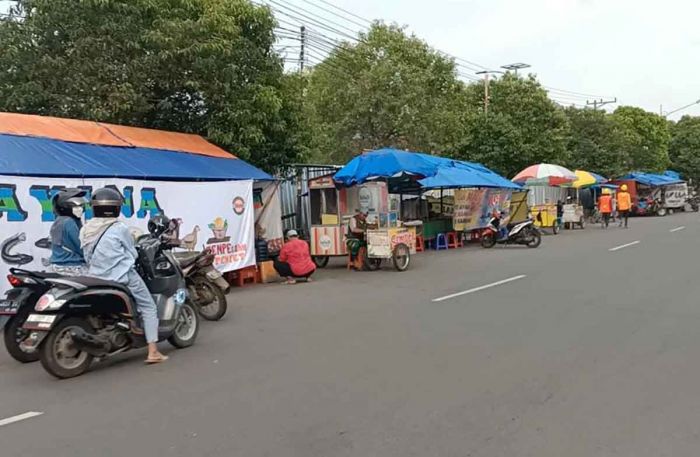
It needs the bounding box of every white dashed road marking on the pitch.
[432,275,527,302]
[609,241,640,252]
[0,411,44,428]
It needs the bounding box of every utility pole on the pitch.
[475,70,504,116]
[299,25,306,73]
[586,98,617,111]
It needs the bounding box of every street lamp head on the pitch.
[501,62,531,72]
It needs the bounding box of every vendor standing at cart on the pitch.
[347,209,369,269]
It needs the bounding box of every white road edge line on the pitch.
[432,275,527,303]
[609,241,640,252]
[670,226,686,233]
[0,411,44,427]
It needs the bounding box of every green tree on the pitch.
[0,0,307,171]
[669,115,700,184]
[305,23,472,164]
[609,106,670,172]
[456,73,570,178]
[564,107,624,177]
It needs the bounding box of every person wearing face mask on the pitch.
[49,188,88,275]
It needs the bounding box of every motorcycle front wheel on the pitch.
[169,302,199,348]
[481,233,497,248]
[526,229,542,248]
[39,317,94,379]
[194,278,228,321]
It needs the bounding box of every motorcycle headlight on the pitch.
[35,293,66,311]
[174,288,187,306]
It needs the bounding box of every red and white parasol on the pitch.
[512,163,576,186]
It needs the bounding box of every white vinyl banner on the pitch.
[0,176,254,295]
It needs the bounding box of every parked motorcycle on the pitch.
[1,269,57,363]
[481,216,541,249]
[174,250,229,321]
[22,231,199,379]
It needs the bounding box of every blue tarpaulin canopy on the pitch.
[619,171,684,187]
[333,148,520,191]
[0,112,273,181]
[0,134,273,181]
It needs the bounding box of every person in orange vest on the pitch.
[617,184,632,228]
[598,188,613,229]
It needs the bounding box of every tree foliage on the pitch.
[0,0,307,171]
[609,106,670,172]
[669,115,700,184]
[305,23,472,163]
[563,107,625,177]
[456,73,570,178]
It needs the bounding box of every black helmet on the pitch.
[52,188,87,218]
[91,187,123,218]
[148,214,170,237]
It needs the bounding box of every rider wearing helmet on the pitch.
[49,189,88,275]
[79,188,167,364]
[617,184,632,228]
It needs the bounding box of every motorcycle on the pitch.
[174,250,230,321]
[22,231,199,379]
[481,216,541,249]
[1,269,57,363]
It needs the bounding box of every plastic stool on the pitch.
[447,232,462,248]
[435,233,448,250]
[415,235,424,252]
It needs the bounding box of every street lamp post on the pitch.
[475,70,505,115]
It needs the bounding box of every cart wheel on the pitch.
[668,208,675,215]
[392,243,411,272]
[313,256,330,268]
[657,208,667,217]
[361,247,381,271]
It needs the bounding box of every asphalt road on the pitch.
[2,213,700,456]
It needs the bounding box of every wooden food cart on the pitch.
[365,226,416,272]
[308,174,347,267]
[531,203,559,235]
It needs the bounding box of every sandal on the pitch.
[145,354,169,364]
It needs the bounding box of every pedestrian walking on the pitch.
[598,188,613,229]
[617,184,632,228]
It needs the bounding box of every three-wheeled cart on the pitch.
[562,203,585,229]
[365,226,416,272]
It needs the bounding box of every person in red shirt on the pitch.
[274,230,316,284]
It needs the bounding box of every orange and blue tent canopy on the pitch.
[0,112,272,181]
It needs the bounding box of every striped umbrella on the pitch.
[512,163,577,186]
[568,170,608,188]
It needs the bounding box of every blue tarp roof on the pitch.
[619,171,684,187]
[333,148,519,190]
[0,134,273,181]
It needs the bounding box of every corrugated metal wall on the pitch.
[278,165,341,238]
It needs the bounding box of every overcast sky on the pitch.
[2,0,699,119]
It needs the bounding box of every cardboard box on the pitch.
[257,260,280,283]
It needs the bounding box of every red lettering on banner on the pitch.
[206,241,248,267]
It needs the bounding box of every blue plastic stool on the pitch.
[435,233,448,250]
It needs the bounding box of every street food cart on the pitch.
[562,202,585,229]
[308,175,415,271]
[308,173,346,267]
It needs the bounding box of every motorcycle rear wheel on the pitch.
[526,229,542,248]
[39,317,94,379]
[194,278,228,321]
[4,308,40,363]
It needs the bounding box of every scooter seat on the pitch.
[56,276,132,295]
[173,252,200,268]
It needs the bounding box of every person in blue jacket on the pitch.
[49,189,87,275]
